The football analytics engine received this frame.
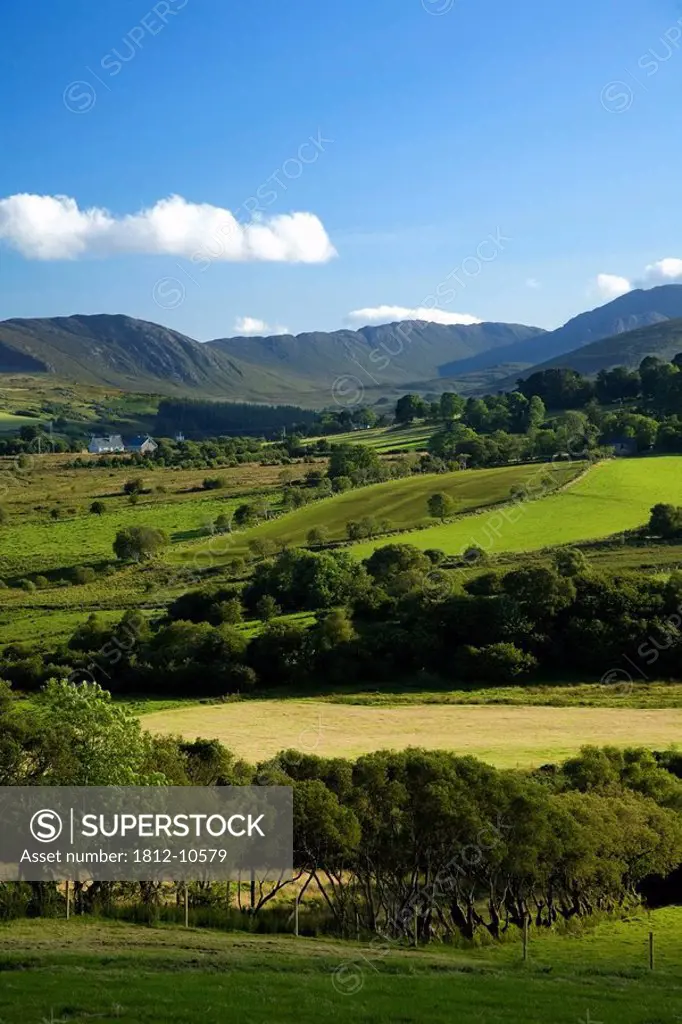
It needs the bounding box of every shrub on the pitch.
[456,642,537,684]
[203,477,226,491]
[214,513,232,533]
[214,598,243,625]
[90,500,106,515]
[255,595,281,622]
[123,478,145,495]
[461,545,488,567]
[19,579,36,592]
[554,548,589,577]
[113,526,169,562]
[307,526,329,548]
[73,566,96,585]
[427,492,455,521]
[33,575,49,589]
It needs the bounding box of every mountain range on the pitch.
[3,285,682,406]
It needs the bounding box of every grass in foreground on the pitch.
[351,455,682,558]
[142,699,682,768]
[0,910,679,1023]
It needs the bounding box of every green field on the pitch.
[176,461,582,563]
[350,455,682,558]
[0,411,41,433]
[0,911,679,1023]
[312,424,435,452]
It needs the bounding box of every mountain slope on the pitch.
[207,320,545,387]
[512,317,682,378]
[0,315,544,403]
[0,315,315,401]
[494,284,682,388]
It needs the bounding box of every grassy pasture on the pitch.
[351,455,682,559]
[0,910,679,1023]
[176,461,582,563]
[0,493,258,577]
[0,457,319,578]
[0,411,40,433]
[311,424,435,452]
[142,699,682,768]
[0,456,312,517]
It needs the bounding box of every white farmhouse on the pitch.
[88,434,125,454]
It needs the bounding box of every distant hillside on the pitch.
[512,317,682,378]
[207,320,545,387]
[0,315,317,402]
[495,285,682,386]
[5,286,682,406]
[0,315,543,405]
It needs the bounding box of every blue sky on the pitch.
[1,0,682,339]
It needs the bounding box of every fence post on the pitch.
[649,931,655,971]
[184,884,189,929]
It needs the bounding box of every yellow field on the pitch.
[143,700,682,768]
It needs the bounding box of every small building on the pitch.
[125,435,158,455]
[612,437,637,457]
[88,434,125,455]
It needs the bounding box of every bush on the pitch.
[461,545,488,567]
[73,566,96,585]
[649,503,682,539]
[214,598,243,625]
[554,548,589,577]
[307,526,329,548]
[203,477,226,490]
[214,513,232,533]
[90,500,106,515]
[456,642,537,684]
[427,492,455,521]
[255,595,281,622]
[424,549,446,566]
[113,526,169,562]
[19,579,36,593]
[33,575,49,589]
[123,478,145,496]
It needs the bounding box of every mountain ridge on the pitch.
[3,284,682,405]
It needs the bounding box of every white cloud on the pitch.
[595,273,632,300]
[525,278,541,289]
[233,316,290,336]
[346,304,481,327]
[0,193,336,263]
[643,257,682,282]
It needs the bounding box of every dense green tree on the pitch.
[427,492,455,521]
[112,525,169,562]
[395,394,426,424]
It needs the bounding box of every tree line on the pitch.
[4,535,682,696]
[0,679,680,936]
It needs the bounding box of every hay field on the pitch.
[143,700,682,768]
